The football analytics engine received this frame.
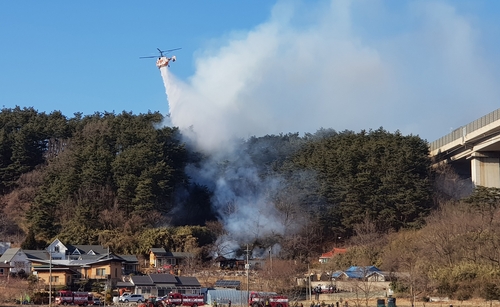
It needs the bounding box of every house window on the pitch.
[96,268,106,276]
[0,268,4,275]
[54,246,60,252]
[50,276,59,282]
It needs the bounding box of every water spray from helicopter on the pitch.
[143,47,298,258]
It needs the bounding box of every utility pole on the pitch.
[49,250,52,307]
[246,244,250,305]
[308,263,312,302]
[269,246,272,272]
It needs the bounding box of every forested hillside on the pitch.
[5,107,500,300]
[0,107,214,253]
[0,107,435,257]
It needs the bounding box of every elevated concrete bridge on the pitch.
[430,108,500,188]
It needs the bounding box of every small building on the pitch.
[319,248,347,264]
[214,280,241,290]
[149,273,178,297]
[130,274,201,299]
[0,262,12,279]
[214,256,245,270]
[32,265,79,287]
[332,266,390,281]
[119,254,141,275]
[206,289,250,305]
[131,275,156,298]
[214,256,264,270]
[176,276,202,294]
[149,248,194,269]
[0,248,31,276]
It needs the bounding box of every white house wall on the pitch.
[10,250,30,274]
[47,239,68,260]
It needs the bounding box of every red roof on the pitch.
[320,248,347,259]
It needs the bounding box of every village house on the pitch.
[0,239,137,289]
[0,248,31,276]
[118,273,201,299]
[331,266,389,281]
[0,262,12,279]
[28,249,139,289]
[149,248,194,272]
[319,248,347,264]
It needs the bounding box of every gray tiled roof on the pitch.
[76,254,102,260]
[66,244,109,255]
[24,250,50,260]
[131,275,155,286]
[118,255,139,263]
[150,248,167,255]
[149,273,177,284]
[130,274,201,288]
[176,276,201,287]
[0,248,21,262]
[150,248,194,259]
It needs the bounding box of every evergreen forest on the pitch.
[3,106,500,300]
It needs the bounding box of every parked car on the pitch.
[93,298,103,305]
[119,294,144,303]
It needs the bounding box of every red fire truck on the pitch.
[55,290,93,306]
[162,293,204,307]
[249,292,288,307]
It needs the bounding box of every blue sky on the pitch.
[2,0,500,144]
[0,1,275,115]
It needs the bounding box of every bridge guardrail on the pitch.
[430,108,500,151]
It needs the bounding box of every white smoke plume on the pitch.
[163,0,500,149]
[159,0,500,253]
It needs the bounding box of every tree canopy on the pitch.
[0,109,434,258]
[288,128,433,237]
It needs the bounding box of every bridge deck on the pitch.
[430,108,500,156]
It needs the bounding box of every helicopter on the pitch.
[140,48,181,68]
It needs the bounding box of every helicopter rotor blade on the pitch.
[157,48,182,54]
[164,48,182,52]
[139,56,158,59]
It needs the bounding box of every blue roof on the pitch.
[344,266,380,279]
[345,266,380,272]
[331,271,345,278]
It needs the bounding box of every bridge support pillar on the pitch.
[470,152,500,188]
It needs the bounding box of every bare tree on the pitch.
[382,231,430,307]
[345,267,381,307]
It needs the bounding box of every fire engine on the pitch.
[249,292,288,307]
[162,293,204,307]
[55,290,93,306]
